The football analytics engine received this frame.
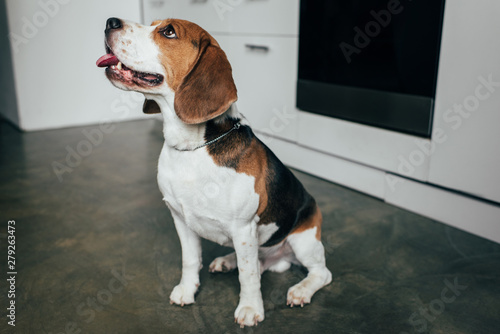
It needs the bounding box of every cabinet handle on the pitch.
[191,0,208,3]
[245,44,270,52]
[149,0,165,7]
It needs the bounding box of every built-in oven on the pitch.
[297,0,446,137]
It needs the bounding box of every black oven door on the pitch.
[297,0,446,137]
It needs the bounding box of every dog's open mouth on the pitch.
[96,48,163,87]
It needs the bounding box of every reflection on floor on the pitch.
[1,119,499,334]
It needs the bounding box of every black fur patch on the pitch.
[259,146,317,247]
[205,117,252,169]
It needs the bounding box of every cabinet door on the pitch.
[215,34,299,142]
[142,0,230,33]
[429,0,500,203]
[229,0,299,36]
[143,0,299,36]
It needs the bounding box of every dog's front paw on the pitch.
[286,284,313,307]
[169,283,198,307]
[234,304,264,328]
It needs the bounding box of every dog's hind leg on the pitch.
[285,213,332,307]
[210,245,294,275]
[209,252,237,273]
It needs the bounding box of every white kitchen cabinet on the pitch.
[228,0,299,36]
[5,0,146,131]
[429,0,500,203]
[297,111,432,182]
[143,0,299,36]
[143,0,230,32]
[215,34,299,142]
[143,0,300,142]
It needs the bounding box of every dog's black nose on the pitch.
[106,17,122,31]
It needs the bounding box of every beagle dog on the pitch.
[97,17,332,328]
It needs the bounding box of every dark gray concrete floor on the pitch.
[1,119,499,334]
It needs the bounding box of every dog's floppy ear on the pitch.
[143,99,161,114]
[174,37,237,124]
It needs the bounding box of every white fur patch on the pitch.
[257,222,279,246]
[109,20,164,78]
[158,144,260,247]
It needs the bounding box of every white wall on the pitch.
[5,0,148,131]
[430,0,500,203]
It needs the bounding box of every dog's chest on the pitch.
[157,145,260,245]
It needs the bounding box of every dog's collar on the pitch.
[178,122,241,151]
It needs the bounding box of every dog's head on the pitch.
[97,18,237,124]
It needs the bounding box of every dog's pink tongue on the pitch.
[96,54,119,67]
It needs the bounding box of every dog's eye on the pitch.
[161,25,177,39]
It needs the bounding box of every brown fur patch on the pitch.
[235,138,269,217]
[290,204,322,240]
[150,19,237,124]
[151,19,202,91]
